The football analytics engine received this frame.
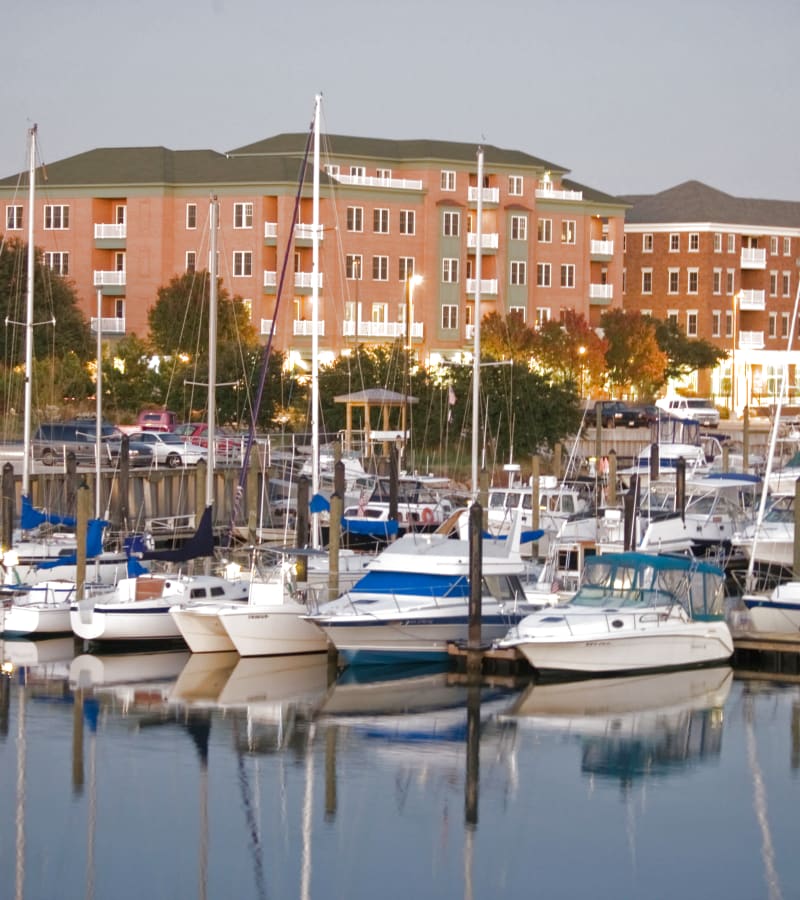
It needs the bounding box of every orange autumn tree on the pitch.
[531,310,607,393]
[600,308,667,399]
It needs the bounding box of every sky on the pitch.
[4,0,800,201]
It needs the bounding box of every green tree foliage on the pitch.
[480,310,536,362]
[600,308,668,398]
[101,334,167,421]
[653,317,727,384]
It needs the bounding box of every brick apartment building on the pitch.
[0,130,625,370]
[622,181,800,413]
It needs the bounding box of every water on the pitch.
[1,640,799,900]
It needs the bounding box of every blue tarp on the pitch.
[35,518,109,570]
[21,494,77,530]
[341,517,400,538]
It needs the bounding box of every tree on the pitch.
[531,309,608,393]
[653,317,727,384]
[600,309,668,398]
[480,311,536,362]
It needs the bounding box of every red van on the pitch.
[136,409,178,432]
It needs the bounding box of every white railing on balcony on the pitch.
[342,321,423,339]
[467,186,500,204]
[590,239,614,256]
[739,330,764,349]
[94,223,126,240]
[260,319,274,335]
[535,186,583,201]
[90,316,126,334]
[465,324,475,341]
[264,222,277,239]
[93,270,126,286]
[293,320,325,336]
[738,289,766,311]
[295,223,323,241]
[264,270,277,288]
[741,248,767,269]
[466,232,499,250]
[294,271,323,289]
[334,174,423,190]
[466,278,498,295]
[589,283,614,300]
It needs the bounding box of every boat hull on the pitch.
[169,604,242,653]
[219,602,329,657]
[744,583,800,633]
[71,602,184,643]
[1,581,79,637]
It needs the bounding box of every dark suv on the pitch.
[33,420,153,467]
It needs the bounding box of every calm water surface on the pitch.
[0,639,798,900]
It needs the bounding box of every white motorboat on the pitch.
[305,518,534,666]
[1,579,87,637]
[742,581,800,633]
[495,551,733,676]
[731,493,795,571]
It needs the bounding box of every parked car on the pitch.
[136,409,178,433]
[656,397,720,428]
[628,403,661,426]
[589,401,642,428]
[104,435,155,469]
[34,419,120,466]
[174,422,242,463]
[127,431,208,468]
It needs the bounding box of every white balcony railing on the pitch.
[264,271,277,288]
[342,321,423,339]
[94,223,126,240]
[334,174,423,190]
[535,186,583,201]
[465,324,475,341]
[93,270,126,286]
[467,186,500,204]
[90,316,126,334]
[294,223,323,241]
[590,239,614,256]
[260,318,274,335]
[293,320,325,336]
[466,232,499,250]
[294,271,323,289]
[466,278,498,295]
[741,248,767,269]
[739,330,765,349]
[589,283,614,300]
[264,222,277,239]
[738,289,766,311]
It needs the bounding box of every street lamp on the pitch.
[731,289,742,416]
[578,344,587,398]
[405,273,423,353]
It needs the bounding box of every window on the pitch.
[325,164,340,177]
[441,170,456,191]
[727,234,736,253]
[442,258,459,283]
[726,270,735,294]
[668,269,680,294]
[622,268,627,293]
[346,254,362,279]
[185,204,198,229]
[689,233,700,252]
[441,305,458,329]
[537,219,552,242]
[536,262,551,287]
[712,310,721,337]
[373,208,389,234]
[560,264,575,288]
[783,272,791,297]
[782,312,790,337]
[510,261,527,285]
[770,271,779,296]
[535,307,551,327]
[561,220,576,244]
[770,236,779,255]
[785,237,792,256]
[642,269,653,294]
[346,207,363,232]
[186,251,196,273]
[371,302,388,323]
[669,233,680,252]
[43,251,68,275]
[350,166,365,178]
[688,268,699,294]
[667,309,679,326]
[44,204,69,229]
[769,311,777,338]
[372,255,388,281]
[642,233,653,252]
[725,310,733,338]
[233,202,253,229]
[714,233,722,252]
[443,211,460,237]
[6,205,22,230]
[399,210,415,235]
[508,175,523,196]
[233,251,252,277]
[376,168,391,180]
[399,257,415,281]
[509,305,526,321]
[713,269,722,294]
[686,310,698,336]
[511,215,527,240]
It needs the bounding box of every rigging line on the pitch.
[223,109,315,549]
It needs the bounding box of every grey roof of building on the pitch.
[620,180,800,227]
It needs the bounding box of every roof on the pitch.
[620,180,800,227]
[333,388,417,406]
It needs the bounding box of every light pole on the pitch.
[578,344,587,399]
[731,289,741,416]
[402,273,423,456]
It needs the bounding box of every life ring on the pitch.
[421,507,434,525]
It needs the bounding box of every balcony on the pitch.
[466,278,498,296]
[739,330,764,349]
[334,173,423,190]
[260,319,274,336]
[741,248,767,269]
[342,321,423,340]
[294,223,323,242]
[467,187,500,204]
[589,283,614,304]
[590,239,614,259]
[295,271,323,290]
[293,320,325,337]
[738,289,766,311]
[466,232,499,251]
[93,270,126,287]
[264,271,277,289]
[264,222,277,241]
[90,316,126,334]
[94,223,126,240]
[535,186,583,201]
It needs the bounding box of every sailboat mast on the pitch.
[22,125,36,500]
[470,148,484,498]
[310,95,321,549]
[207,196,219,508]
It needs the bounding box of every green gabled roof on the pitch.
[563,176,628,206]
[0,146,320,188]
[620,180,800,227]
[229,132,568,173]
